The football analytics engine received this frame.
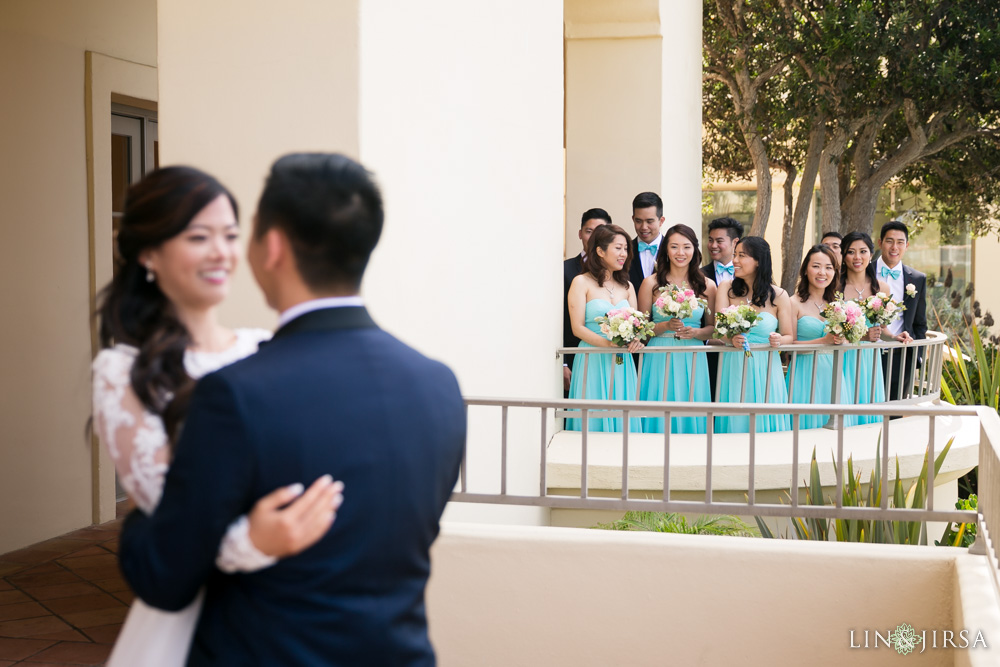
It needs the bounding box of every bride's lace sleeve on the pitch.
[92,347,276,573]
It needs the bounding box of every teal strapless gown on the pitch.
[786,317,851,429]
[841,316,886,426]
[638,305,709,433]
[715,312,791,433]
[566,299,643,433]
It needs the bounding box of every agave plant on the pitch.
[941,325,1000,411]
[756,437,955,545]
[597,511,757,537]
[940,324,995,498]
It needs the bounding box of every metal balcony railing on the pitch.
[558,330,947,405]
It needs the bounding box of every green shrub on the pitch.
[596,511,757,537]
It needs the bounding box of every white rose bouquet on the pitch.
[860,291,905,328]
[596,307,656,365]
[821,296,869,344]
[714,304,761,357]
[653,284,708,322]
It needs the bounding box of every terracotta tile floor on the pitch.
[0,505,129,666]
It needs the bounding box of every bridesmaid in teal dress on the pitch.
[787,244,850,429]
[566,223,645,433]
[838,232,909,426]
[714,237,793,434]
[637,224,716,433]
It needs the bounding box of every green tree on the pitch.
[704,0,1000,291]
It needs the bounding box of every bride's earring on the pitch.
[145,263,156,283]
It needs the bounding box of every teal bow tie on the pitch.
[880,266,900,280]
[638,241,658,254]
[717,263,735,276]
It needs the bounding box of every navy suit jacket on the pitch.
[118,307,466,666]
[900,264,928,341]
[628,237,646,295]
[563,254,585,367]
[700,262,715,286]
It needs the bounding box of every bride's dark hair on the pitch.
[96,166,238,442]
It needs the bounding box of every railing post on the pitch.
[927,414,935,511]
[663,413,671,502]
[881,414,890,510]
[808,351,819,403]
[539,407,547,498]
[748,413,757,506]
[791,413,800,507]
[621,409,630,501]
[580,409,589,499]
[705,411,714,503]
[461,403,468,493]
[500,405,508,496]
[886,347,896,401]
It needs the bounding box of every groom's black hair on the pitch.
[256,153,384,290]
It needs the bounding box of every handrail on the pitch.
[455,397,979,529]
[558,330,948,405]
[974,407,1000,600]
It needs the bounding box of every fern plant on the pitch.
[597,511,757,537]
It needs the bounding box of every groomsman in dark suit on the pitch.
[119,153,466,665]
[627,192,665,295]
[700,217,744,398]
[876,220,927,400]
[820,231,843,259]
[563,208,612,393]
[700,217,743,287]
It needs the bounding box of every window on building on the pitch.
[701,190,756,240]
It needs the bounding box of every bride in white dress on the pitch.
[92,166,344,667]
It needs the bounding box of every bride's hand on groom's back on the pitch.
[247,475,345,558]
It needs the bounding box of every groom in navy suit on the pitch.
[118,153,466,666]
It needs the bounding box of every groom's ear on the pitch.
[262,227,287,272]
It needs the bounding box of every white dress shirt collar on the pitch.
[637,232,664,278]
[875,257,905,335]
[277,296,365,329]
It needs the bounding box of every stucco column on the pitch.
[659,0,703,239]
[564,0,703,256]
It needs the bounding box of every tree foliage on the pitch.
[704,0,1000,291]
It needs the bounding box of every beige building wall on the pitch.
[0,0,158,553]
[428,523,1000,665]
[157,1,565,525]
[157,0,361,333]
[974,237,1000,332]
[564,0,702,257]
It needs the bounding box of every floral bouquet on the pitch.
[821,295,868,343]
[860,291,905,328]
[653,284,708,323]
[714,304,761,357]
[596,307,656,365]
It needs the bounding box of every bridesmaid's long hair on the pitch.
[796,244,840,303]
[654,224,707,297]
[730,236,776,308]
[96,166,238,442]
[839,231,880,295]
[584,223,633,288]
